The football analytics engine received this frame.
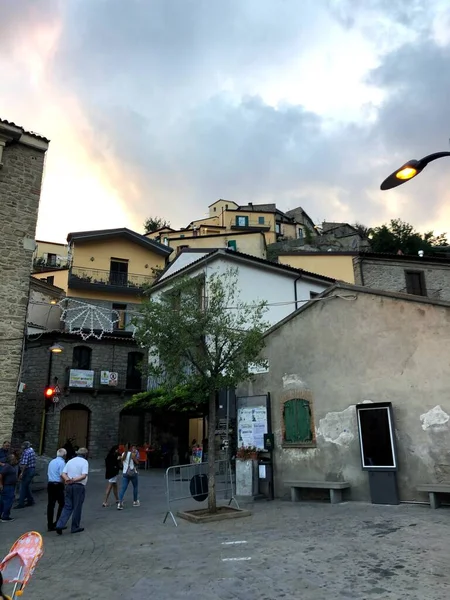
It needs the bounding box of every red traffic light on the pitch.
[45,387,55,398]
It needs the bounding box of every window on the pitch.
[283,398,314,445]
[112,303,127,330]
[275,222,281,234]
[47,253,57,266]
[235,215,249,227]
[163,237,169,245]
[405,270,426,296]
[41,276,54,285]
[310,291,319,299]
[110,259,128,286]
[213,207,217,212]
[126,352,144,390]
[227,240,237,251]
[180,234,185,238]
[298,228,304,239]
[225,204,228,209]
[72,346,92,370]
[258,216,265,225]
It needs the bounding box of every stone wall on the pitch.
[354,256,450,300]
[13,335,147,457]
[0,128,48,443]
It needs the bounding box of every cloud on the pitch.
[2,0,450,240]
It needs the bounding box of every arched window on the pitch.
[283,398,313,445]
[126,352,144,390]
[72,346,92,370]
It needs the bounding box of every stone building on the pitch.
[14,332,148,458]
[353,252,450,300]
[0,118,49,443]
[237,283,450,502]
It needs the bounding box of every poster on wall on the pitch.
[100,371,119,386]
[69,369,94,388]
[237,402,268,450]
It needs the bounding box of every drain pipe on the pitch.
[294,275,302,310]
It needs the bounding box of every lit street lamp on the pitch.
[380,152,450,190]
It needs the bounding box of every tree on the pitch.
[143,216,171,233]
[133,268,269,513]
[370,219,447,255]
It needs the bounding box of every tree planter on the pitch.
[236,459,259,497]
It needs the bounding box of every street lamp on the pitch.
[380,152,450,190]
[49,342,64,353]
[39,343,64,454]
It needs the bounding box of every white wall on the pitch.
[154,255,330,328]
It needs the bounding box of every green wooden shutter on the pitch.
[284,399,312,443]
[227,240,237,251]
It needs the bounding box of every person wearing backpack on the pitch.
[117,443,140,510]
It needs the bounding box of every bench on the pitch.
[417,484,450,509]
[285,480,350,505]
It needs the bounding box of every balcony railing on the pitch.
[399,287,442,299]
[229,218,272,230]
[69,266,153,292]
[65,368,146,392]
[33,258,69,271]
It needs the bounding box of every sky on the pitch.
[2,0,450,243]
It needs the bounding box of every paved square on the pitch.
[1,465,449,599]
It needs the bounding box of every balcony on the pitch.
[65,368,146,393]
[69,266,153,295]
[399,287,442,299]
[33,257,68,272]
[229,218,272,231]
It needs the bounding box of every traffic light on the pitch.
[45,387,55,399]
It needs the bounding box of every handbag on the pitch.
[125,452,136,476]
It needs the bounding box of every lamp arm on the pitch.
[420,152,450,167]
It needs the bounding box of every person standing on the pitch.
[0,441,10,466]
[55,447,89,535]
[102,445,121,507]
[15,442,36,509]
[117,443,140,510]
[47,448,67,531]
[0,454,18,522]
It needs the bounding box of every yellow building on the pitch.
[163,230,267,261]
[148,200,313,253]
[33,227,172,330]
[33,240,69,269]
[278,252,356,283]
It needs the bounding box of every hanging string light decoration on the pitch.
[59,298,119,340]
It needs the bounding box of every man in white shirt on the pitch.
[47,448,67,531]
[55,447,89,535]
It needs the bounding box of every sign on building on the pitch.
[69,369,95,388]
[100,371,119,386]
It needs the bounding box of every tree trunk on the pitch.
[207,390,217,513]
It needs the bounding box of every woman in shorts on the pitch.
[102,445,121,507]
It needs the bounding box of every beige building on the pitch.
[162,230,267,261]
[278,252,357,283]
[33,240,68,270]
[238,284,450,502]
[0,118,49,443]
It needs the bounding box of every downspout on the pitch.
[294,275,302,310]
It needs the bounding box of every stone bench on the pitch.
[417,484,450,509]
[285,480,350,505]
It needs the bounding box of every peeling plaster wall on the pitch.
[237,292,450,502]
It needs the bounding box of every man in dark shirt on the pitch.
[0,440,10,466]
[0,454,18,522]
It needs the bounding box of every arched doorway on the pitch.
[58,404,90,449]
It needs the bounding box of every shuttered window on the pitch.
[283,399,313,444]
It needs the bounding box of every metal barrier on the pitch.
[163,460,239,526]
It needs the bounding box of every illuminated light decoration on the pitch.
[45,387,55,398]
[59,298,119,340]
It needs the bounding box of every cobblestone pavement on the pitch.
[1,464,450,600]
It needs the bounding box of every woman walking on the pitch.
[102,445,121,507]
[117,443,140,510]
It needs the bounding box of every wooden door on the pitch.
[58,408,89,448]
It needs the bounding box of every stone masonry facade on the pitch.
[0,121,49,444]
[13,334,147,457]
[353,255,450,300]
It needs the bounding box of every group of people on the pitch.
[0,440,38,522]
[0,439,141,534]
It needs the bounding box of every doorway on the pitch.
[58,404,90,448]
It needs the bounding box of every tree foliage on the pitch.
[143,216,171,233]
[133,268,269,511]
[369,219,447,255]
[124,383,208,413]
